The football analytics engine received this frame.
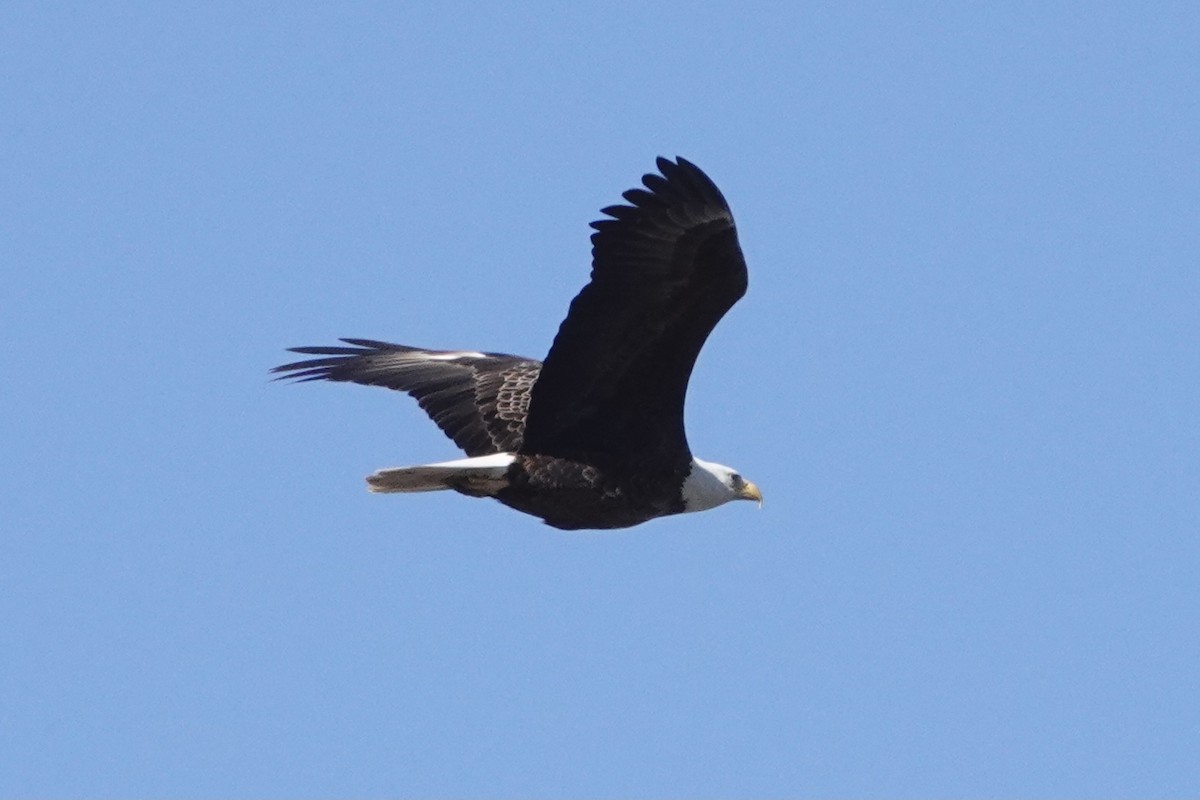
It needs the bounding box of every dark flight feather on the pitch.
[273,340,539,456]
[520,156,748,469]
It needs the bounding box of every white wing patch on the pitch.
[418,351,489,361]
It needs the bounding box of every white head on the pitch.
[680,457,763,514]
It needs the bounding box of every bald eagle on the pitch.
[274,157,760,529]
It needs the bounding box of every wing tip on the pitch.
[590,155,731,232]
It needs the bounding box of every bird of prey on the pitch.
[274,157,761,529]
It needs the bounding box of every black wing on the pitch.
[520,157,748,468]
[272,339,541,456]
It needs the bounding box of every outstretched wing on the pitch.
[272,339,541,456]
[520,157,748,468]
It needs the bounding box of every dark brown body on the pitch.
[495,455,687,530]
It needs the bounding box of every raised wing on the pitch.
[272,339,540,456]
[520,157,748,467]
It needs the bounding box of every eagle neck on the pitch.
[679,457,736,513]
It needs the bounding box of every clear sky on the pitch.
[2,2,1197,796]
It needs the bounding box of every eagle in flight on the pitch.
[274,157,761,529]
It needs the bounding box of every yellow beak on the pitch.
[737,480,763,507]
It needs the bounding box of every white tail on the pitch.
[365,453,516,496]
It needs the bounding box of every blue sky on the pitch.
[2,2,1197,796]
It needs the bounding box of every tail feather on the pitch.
[366,453,516,496]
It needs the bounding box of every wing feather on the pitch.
[520,157,747,468]
[273,339,540,455]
